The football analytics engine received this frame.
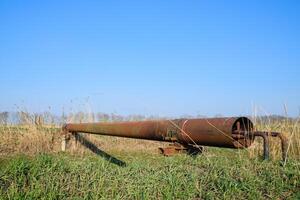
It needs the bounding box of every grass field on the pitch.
[0,119,299,199]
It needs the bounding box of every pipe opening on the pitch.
[231,117,254,148]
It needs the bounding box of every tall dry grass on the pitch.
[250,117,300,160]
[0,125,60,156]
[0,125,168,157]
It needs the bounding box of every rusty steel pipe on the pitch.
[63,117,288,161]
[253,132,270,160]
[254,131,288,162]
[63,117,254,148]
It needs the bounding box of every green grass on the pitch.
[0,121,299,199]
[0,150,299,200]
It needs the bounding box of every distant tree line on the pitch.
[0,111,167,125]
[0,111,295,126]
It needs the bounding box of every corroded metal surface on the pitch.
[63,117,288,161]
[64,117,254,148]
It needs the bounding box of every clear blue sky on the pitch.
[0,0,299,117]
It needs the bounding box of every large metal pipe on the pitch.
[62,117,288,161]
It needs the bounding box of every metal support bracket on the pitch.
[159,143,203,156]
